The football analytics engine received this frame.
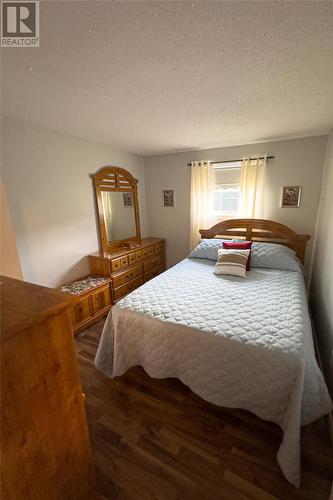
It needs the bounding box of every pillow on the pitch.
[214,248,250,278]
[223,241,252,270]
[250,242,301,272]
[189,239,229,261]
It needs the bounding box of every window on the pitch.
[213,184,240,216]
[213,162,241,217]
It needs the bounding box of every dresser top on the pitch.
[60,275,111,295]
[1,275,74,341]
[89,237,165,260]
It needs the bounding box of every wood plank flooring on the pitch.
[75,320,333,500]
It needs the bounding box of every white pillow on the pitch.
[214,248,250,278]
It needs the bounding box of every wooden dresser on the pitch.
[89,237,165,303]
[1,276,96,500]
[60,275,112,334]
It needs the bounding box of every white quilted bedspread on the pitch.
[95,258,332,487]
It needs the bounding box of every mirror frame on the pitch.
[92,166,141,253]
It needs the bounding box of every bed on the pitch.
[95,219,332,488]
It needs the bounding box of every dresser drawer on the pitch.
[120,255,129,268]
[111,257,122,272]
[154,243,165,255]
[135,250,143,262]
[142,246,154,259]
[128,252,136,265]
[113,276,143,301]
[143,254,164,272]
[71,295,92,326]
[144,264,164,283]
[91,285,111,314]
[111,255,129,272]
[112,265,142,288]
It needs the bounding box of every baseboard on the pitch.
[309,310,333,446]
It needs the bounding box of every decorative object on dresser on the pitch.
[60,275,112,334]
[1,275,96,500]
[90,166,166,303]
[89,238,165,303]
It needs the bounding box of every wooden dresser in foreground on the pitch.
[89,237,165,303]
[1,276,96,500]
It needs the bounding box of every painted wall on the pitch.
[0,180,23,280]
[310,130,333,397]
[1,116,147,287]
[144,136,327,275]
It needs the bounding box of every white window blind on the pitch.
[213,162,241,217]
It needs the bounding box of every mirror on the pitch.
[101,191,137,242]
[92,167,141,253]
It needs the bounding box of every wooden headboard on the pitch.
[199,219,311,264]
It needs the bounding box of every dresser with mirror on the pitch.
[89,166,165,304]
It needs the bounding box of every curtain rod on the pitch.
[186,156,275,166]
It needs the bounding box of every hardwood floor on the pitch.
[75,320,333,500]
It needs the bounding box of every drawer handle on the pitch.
[126,272,133,279]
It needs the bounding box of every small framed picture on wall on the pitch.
[162,190,175,207]
[123,192,134,207]
[280,186,302,208]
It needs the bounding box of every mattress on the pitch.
[95,257,332,487]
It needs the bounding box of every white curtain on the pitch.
[239,155,267,218]
[190,161,215,250]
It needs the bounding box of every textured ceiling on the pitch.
[2,1,333,155]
